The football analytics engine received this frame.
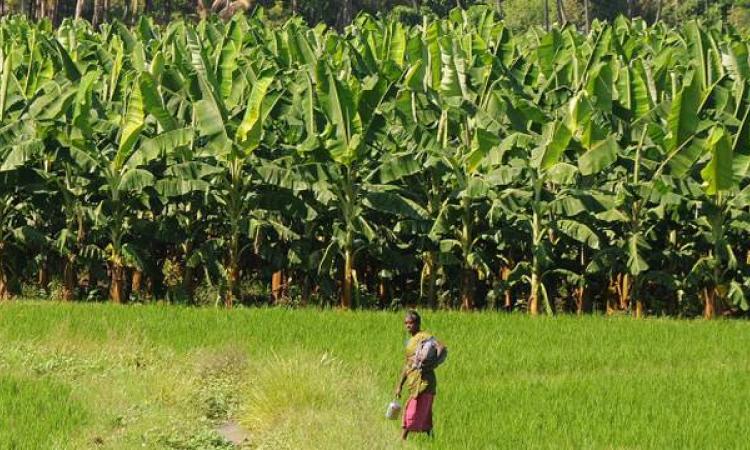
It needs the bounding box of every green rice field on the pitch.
[1,302,748,449]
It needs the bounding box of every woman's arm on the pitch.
[395,365,408,398]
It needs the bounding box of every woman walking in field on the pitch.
[395,310,447,440]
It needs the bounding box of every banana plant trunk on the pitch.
[226,231,239,308]
[62,254,77,301]
[500,265,512,311]
[342,244,353,309]
[703,287,716,319]
[271,270,284,303]
[574,285,585,315]
[423,251,438,308]
[107,201,128,304]
[529,179,542,315]
[0,277,8,300]
[460,269,475,310]
[378,276,388,307]
[62,210,85,302]
[460,196,474,310]
[704,198,726,319]
[632,274,644,318]
[109,261,126,304]
[38,257,49,294]
[224,161,245,309]
[618,273,631,311]
[635,297,645,318]
[0,247,9,300]
[131,269,143,296]
[574,245,587,315]
[183,264,195,303]
[529,267,540,315]
[605,277,616,315]
[300,272,311,307]
[182,241,195,303]
[423,175,441,308]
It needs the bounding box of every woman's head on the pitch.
[404,310,421,335]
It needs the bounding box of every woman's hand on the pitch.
[436,341,446,355]
[395,386,402,398]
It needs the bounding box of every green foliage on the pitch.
[2,9,750,316]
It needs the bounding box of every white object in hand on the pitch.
[385,400,401,420]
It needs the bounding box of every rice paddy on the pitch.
[1,302,748,449]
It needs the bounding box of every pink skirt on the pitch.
[402,393,434,431]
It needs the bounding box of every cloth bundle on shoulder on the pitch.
[412,337,447,370]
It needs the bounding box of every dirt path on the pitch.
[216,421,251,446]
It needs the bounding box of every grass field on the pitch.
[1,302,749,449]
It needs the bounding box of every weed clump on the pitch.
[193,346,248,421]
[157,428,235,450]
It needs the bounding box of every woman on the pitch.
[394,310,446,440]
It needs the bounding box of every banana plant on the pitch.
[79,75,158,303]
[0,11,750,316]
[153,131,219,303]
[686,124,750,318]
[0,36,71,299]
[27,73,100,301]
[396,13,514,310]
[519,57,616,315]
[294,35,407,308]
[0,168,45,298]
[183,20,279,307]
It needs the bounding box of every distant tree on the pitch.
[502,0,591,30]
[389,4,427,25]
[210,0,252,20]
[338,0,352,29]
[556,0,565,24]
[421,0,465,15]
[730,0,750,32]
[0,0,744,29]
[92,0,103,26]
[584,0,589,32]
[501,0,546,30]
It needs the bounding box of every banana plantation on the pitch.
[1,6,750,318]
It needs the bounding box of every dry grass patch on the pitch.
[237,349,415,450]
